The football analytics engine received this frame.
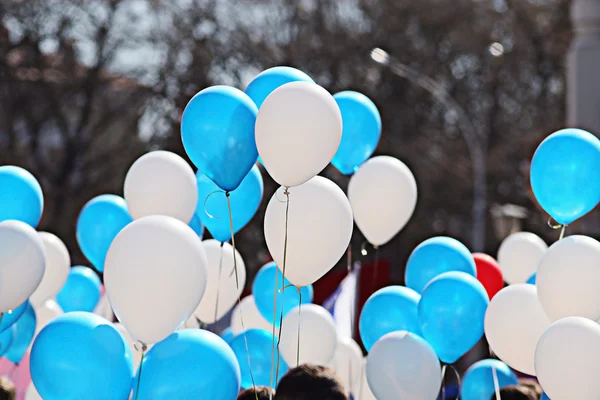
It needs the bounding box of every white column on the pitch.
[568,0,600,134]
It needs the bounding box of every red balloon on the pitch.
[473,253,504,300]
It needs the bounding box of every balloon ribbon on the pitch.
[133,342,147,400]
[547,217,567,240]
[492,365,501,400]
[214,242,224,323]
[275,188,291,383]
[440,364,461,400]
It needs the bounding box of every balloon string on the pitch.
[441,364,447,400]
[275,187,291,384]
[203,190,226,219]
[269,265,279,397]
[296,287,302,367]
[492,365,501,400]
[214,242,224,323]
[226,192,258,396]
[559,225,566,240]
[133,343,147,400]
[547,217,568,241]
[371,245,380,295]
[346,245,355,339]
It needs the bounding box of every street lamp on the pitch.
[490,203,528,241]
[370,48,488,251]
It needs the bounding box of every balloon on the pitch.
[0,220,45,311]
[124,150,198,223]
[76,194,133,272]
[331,91,381,175]
[253,262,314,328]
[278,304,337,366]
[264,176,353,287]
[189,213,205,238]
[0,326,15,357]
[114,323,150,371]
[498,232,547,284]
[485,284,550,376]
[256,81,342,187]
[537,235,600,322]
[193,240,246,324]
[0,166,43,228]
[418,271,489,363]
[245,66,314,108]
[56,266,102,313]
[31,312,133,399]
[230,328,287,388]
[348,156,417,246]
[527,272,537,285]
[366,331,442,400]
[541,392,550,400]
[359,357,377,400]
[535,317,600,400]
[473,253,504,300]
[405,236,476,293]
[461,359,518,400]
[94,290,115,321]
[530,128,600,225]
[105,215,208,344]
[181,85,258,192]
[0,300,27,332]
[329,336,363,396]
[33,299,63,340]
[220,327,234,344]
[30,232,70,307]
[230,295,272,335]
[25,383,42,400]
[5,302,36,363]
[132,329,240,400]
[359,286,421,351]
[195,165,263,242]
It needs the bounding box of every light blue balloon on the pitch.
[461,359,518,400]
[542,392,551,400]
[405,236,476,293]
[530,128,600,225]
[245,66,314,109]
[359,286,421,351]
[30,312,134,400]
[418,271,489,363]
[56,266,102,313]
[253,262,314,328]
[4,302,36,364]
[0,325,15,357]
[133,329,240,400]
[196,165,263,242]
[220,327,234,345]
[0,166,43,228]
[230,329,288,389]
[181,86,258,192]
[76,194,132,272]
[189,214,204,239]
[527,272,537,285]
[0,300,28,332]
[331,91,381,175]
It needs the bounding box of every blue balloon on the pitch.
[542,392,551,400]
[405,236,476,293]
[31,312,134,400]
[0,300,28,332]
[530,128,600,225]
[0,166,43,228]
[56,266,102,313]
[245,66,314,109]
[181,86,258,192]
[133,329,240,400]
[77,194,132,272]
[359,286,421,351]
[189,214,204,239]
[220,327,234,345]
[196,165,263,242]
[461,359,518,400]
[0,326,15,357]
[230,329,288,388]
[527,272,537,285]
[331,91,381,175]
[418,271,489,363]
[4,302,36,364]
[253,262,314,328]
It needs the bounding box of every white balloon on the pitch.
[279,303,337,366]
[348,156,417,246]
[25,382,43,400]
[537,235,600,322]
[94,292,115,321]
[104,215,208,344]
[124,150,198,223]
[0,220,45,311]
[484,284,550,376]
[498,232,547,284]
[114,323,151,370]
[366,331,442,400]
[264,176,353,287]
[535,317,600,400]
[329,336,363,396]
[230,295,271,334]
[357,358,377,400]
[30,232,70,307]
[193,240,246,324]
[256,82,342,187]
[33,299,63,340]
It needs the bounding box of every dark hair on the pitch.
[237,386,275,400]
[274,364,347,400]
[519,380,542,399]
[490,385,538,400]
[0,378,15,400]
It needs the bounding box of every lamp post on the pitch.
[370,48,487,251]
[490,203,528,241]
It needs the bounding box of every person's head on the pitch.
[490,385,538,400]
[237,386,275,400]
[0,378,15,400]
[519,380,542,399]
[274,364,347,400]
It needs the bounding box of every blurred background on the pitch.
[1,0,597,288]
